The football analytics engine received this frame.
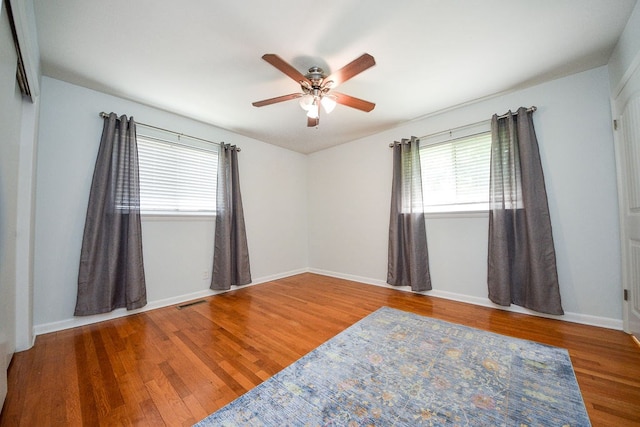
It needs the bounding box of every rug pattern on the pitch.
[195,307,590,426]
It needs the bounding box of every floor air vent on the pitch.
[176,299,207,310]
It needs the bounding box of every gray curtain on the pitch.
[487,108,563,315]
[387,137,432,291]
[75,113,147,316]
[211,143,251,290]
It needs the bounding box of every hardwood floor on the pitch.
[1,273,639,426]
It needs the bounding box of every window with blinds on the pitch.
[420,129,491,213]
[136,132,218,215]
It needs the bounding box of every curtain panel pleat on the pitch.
[387,137,432,291]
[211,143,251,290]
[75,113,147,316]
[487,107,563,315]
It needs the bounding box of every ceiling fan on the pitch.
[252,53,376,127]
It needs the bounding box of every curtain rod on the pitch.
[495,106,537,119]
[388,106,537,147]
[98,112,241,151]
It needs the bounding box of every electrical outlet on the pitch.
[203,270,209,280]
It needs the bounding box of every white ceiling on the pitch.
[34,0,636,154]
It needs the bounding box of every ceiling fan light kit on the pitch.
[320,95,337,114]
[299,94,315,111]
[306,102,319,119]
[252,53,376,127]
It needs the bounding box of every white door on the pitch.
[613,66,640,340]
[0,1,18,408]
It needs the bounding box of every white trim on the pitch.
[141,213,215,222]
[33,289,217,336]
[308,268,387,287]
[309,268,624,331]
[612,48,640,101]
[14,97,39,352]
[33,267,623,336]
[32,268,308,336]
[425,211,489,220]
[8,0,40,100]
[250,268,309,285]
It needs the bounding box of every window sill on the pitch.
[141,212,216,222]
[424,210,489,219]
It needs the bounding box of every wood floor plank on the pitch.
[144,378,195,427]
[2,273,639,426]
[73,333,100,426]
[138,398,165,427]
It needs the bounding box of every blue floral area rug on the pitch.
[195,307,591,426]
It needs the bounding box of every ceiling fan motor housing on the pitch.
[305,67,326,84]
[302,67,332,97]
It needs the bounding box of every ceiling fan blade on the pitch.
[307,116,319,127]
[325,53,375,87]
[262,54,311,85]
[252,93,301,107]
[332,92,376,112]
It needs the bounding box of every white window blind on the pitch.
[136,132,218,214]
[420,127,491,213]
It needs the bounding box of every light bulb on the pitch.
[299,94,314,111]
[306,103,319,119]
[321,95,337,114]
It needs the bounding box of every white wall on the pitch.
[608,1,640,96]
[31,67,624,332]
[309,66,622,328]
[33,77,308,332]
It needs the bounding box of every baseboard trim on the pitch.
[33,267,623,337]
[308,268,624,331]
[32,268,309,337]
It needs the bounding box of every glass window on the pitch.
[420,129,491,213]
[137,132,218,215]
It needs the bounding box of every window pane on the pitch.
[137,135,218,214]
[420,132,491,212]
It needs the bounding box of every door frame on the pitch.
[612,57,640,337]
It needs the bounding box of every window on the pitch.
[420,123,491,213]
[136,128,218,215]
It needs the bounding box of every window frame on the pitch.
[136,126,219,217]
[419,121,492,217]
